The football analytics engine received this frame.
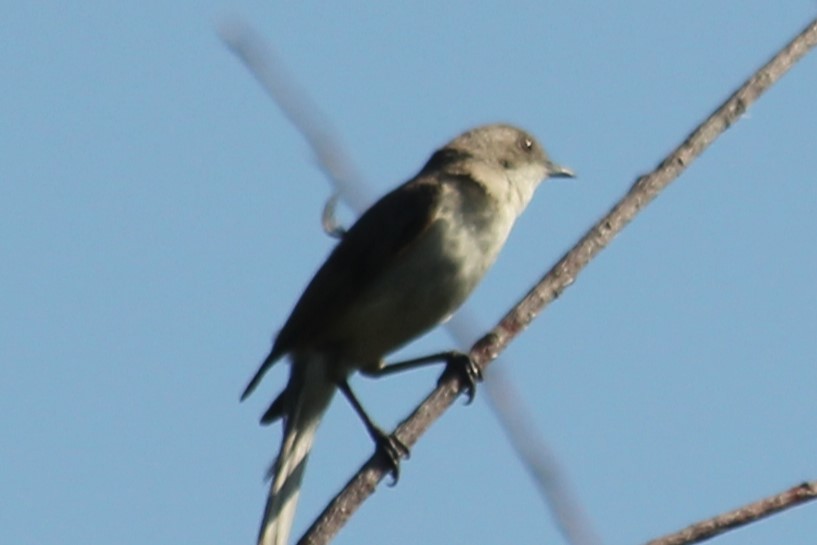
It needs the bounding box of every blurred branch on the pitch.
[297,15,817,545]
[644,481,817,545]
[484,367,603,545]
[447,311,604,545]
[219,18,371,213]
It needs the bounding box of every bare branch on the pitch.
[298,16,817,545]
[644,481,817,545]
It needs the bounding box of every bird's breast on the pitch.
[329,189,516,366]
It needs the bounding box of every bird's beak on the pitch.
[548,163,576,179]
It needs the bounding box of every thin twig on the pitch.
[299,16,817,545]
[644,481,817,545]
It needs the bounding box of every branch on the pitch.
[644,481,817,545]
[298,16,817,545]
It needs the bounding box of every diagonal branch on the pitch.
[298,16,817,545]
[644,481,817,545]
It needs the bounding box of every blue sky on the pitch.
[3,2,816,544]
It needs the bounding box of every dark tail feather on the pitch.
[242,347,284,401]
[260,388,291,425]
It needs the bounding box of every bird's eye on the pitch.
[521,138,534,152]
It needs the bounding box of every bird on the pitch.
[242,123,574,545]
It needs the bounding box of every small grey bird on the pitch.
[242,123,574,545]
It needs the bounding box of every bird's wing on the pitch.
[241,177,440,399]
[278,177,440,353]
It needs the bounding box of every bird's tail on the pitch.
[257,354,336,545]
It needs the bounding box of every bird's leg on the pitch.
[336,379,409,484]
[363,350,482,404]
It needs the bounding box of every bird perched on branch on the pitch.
[242,123,574,545]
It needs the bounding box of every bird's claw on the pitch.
[372,428,410,485]
[438,352,482,404]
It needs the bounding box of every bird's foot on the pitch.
[437,351,482,404]
[372,427,410,485]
